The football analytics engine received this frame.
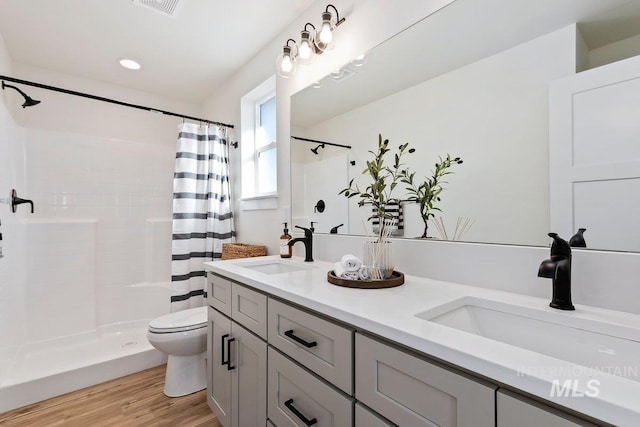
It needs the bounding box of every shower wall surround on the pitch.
[0,126,175,345]
[0,62,200,360]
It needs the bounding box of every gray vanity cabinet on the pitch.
[267,347,353,427]
[355,403,393,427]
[207,306,233,426]
[206,274,268,427]
[267,298,354,394]
[496,390,598,427]
[355,333,496,427]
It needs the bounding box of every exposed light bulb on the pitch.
[281,55,293,73]
[319,22,333,44]
[299,41,312,59]
[319,11,333,44]
[276,42,297,78]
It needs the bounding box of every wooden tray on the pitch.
[327,270,405,289]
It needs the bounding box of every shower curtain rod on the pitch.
[291,135,351,149]
[0,75,234,129]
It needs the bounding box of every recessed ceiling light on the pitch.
[119,59,141,70]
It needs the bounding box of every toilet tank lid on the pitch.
[149,306,207,330]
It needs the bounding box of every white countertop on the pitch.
[204,256,640,426]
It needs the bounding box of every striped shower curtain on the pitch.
[171,123,235,311]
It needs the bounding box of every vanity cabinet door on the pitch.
[268,298,353,394]
[208,273,232,316]
[355,403,394,427]
[356,333,495,427]
[232,321,267,427]
[268,347,353,427]
[207,307,233,426]
[231,283,267,340]
[497,389,598,427]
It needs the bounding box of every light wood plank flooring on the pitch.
[0,365,221,426]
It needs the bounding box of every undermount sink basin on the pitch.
[416,297,640,382]
[240,260,317,275]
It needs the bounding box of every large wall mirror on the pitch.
[290,0,640,252]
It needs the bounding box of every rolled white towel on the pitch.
[334,262,346,278]
[334,262,360,280]
[358,266,371,280]
[342,271,360,280]
[341,254,362,272]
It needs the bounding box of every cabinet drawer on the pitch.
[356,334,496,427]
[268,299,353,394]
[356,403,393,427]
[268,347,353,427]
[497,390,598,427]
[232,283,267,339]
[207,273,232,316]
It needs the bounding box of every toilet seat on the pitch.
[148,306,207,334]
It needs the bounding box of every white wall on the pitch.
[10,63,200,145]
[295,25,577,245]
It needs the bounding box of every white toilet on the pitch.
[147,306,208,397]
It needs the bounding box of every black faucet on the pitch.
[538,233,575,310]
[288,226,313,262]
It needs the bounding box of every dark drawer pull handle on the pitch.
[226,337,236,370]
[221,334,229,366]
[284,329,317,348]
[284,398,317,426]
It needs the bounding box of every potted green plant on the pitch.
[339,134,414,279]
[400,154,463,238]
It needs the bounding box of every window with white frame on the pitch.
[255,95,277,195]
[240,76,277,207]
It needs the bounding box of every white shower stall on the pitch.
[0,72,186,411]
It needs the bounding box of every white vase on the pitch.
[363,241,394,280]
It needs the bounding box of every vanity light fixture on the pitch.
[276,4,345,78]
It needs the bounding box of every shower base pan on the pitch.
[0,319,166,413]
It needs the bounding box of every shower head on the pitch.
[1,81,41,108]
[310,143,325,155]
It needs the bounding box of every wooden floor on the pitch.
[0,365,221,426]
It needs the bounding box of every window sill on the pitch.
[239,195,278,211]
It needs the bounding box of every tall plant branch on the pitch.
[400,154,463,238]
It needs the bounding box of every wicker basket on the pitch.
[221,243,267,260]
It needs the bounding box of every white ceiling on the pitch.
[0,0,316,103]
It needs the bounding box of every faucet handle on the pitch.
[547,233,571,257]
[295,225,313,237]
[11,189,34,214]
